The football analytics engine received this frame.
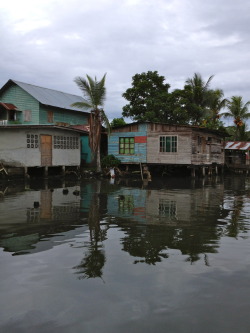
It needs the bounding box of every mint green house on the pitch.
[0,80,92,175]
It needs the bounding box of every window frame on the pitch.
[159,135,177,153]
[119,137,135,155]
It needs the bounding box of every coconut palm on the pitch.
[222,96,250,140]
[71,74,109,172]
[184,73,214,124]
[207,89,228,127]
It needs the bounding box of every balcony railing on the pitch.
[0,120,8,125]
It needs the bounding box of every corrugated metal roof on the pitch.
[13,80,87,112]
[225,141,250,150]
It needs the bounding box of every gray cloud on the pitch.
[1,0,250,121]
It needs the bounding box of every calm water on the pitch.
[0,175,250,333]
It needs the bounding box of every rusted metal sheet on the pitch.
[0,102,19,110]
[225,141,250,150]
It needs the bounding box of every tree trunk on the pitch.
[96,138,101,172]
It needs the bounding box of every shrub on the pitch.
[101,155,121,168]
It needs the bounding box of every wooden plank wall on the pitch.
[108,123,147,163]
[147,124,192,164]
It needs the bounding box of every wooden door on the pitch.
[41,135,52,166]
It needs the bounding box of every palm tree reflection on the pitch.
[73,183,107,280]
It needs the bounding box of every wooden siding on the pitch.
[108,122,225,166]
[0,84,40,124]
[108,131,147,164]
[147,124,192,164]
[191,132,224,164]
[40,105,89,125]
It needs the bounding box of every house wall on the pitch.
[0,128,80,167]
[39,105,89,126]
[0,84,40,124]
[108,122,225,166]
[147,124,192,164]
[108,123,148,163]
[191,131,224,165]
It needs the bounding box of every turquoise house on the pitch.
[0,79,92,165]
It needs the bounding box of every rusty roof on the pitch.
[0,102,19,111]
[225,141,250,150]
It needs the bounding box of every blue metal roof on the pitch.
[13,80,87,112]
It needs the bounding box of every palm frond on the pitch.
[71,101,92,110]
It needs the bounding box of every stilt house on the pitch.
[108,122,225,176]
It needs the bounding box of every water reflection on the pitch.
[1,176,250,333]
[0,175,249,273]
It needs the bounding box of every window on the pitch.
[27,134,39,148]
[119,137,135,154]
[24,110,32,122]
[47,110,54,123]
[54,136,79,149]
[159,136,177,153]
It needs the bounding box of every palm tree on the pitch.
[185,73,214,125]
[208,89,228,127]
[222,96,250,140]
[71,74,109,172]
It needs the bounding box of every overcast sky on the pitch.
[1,0,250,122]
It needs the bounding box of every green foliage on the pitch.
[221,96,250,140]
[71,73,109,172]
[110,117,126,128]
[101,154,121,168]
[122,71,170,122]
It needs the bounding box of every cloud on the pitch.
[1,0,250,120]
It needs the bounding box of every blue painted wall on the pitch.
[80,136,92,164]
[108,123,148,163]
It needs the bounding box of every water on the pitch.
[0,175,250,333]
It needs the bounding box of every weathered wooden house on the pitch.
[224,141,250,172]
[108,122,225,176]
[0,79,93,176]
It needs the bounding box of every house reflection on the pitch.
[0,177,246,271]
[107,179,227,226]
[0,185,83,255]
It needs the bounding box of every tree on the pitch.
[122,71,171,122]
[71,74,109,172]
[184,73,214,125]
[110,117,126,128]
[221,96,250,140]
[207,89,227,126]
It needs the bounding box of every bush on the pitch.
[101,155,121,168]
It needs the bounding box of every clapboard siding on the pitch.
[40,105,89,125]
[147,130,192,164]
[108,122,225,166]
[0,84,40,124]
[109,131,147,163]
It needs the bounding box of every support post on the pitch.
[44,166,48,178]
[191,167,196,178]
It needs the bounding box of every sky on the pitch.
[1,0,250,122]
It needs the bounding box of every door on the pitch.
[41,135,52,166]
